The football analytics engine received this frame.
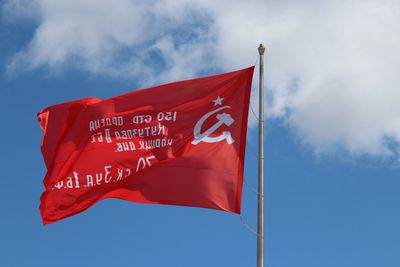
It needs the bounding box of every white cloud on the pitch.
[1,0,39,22]
[3,0,400,158]
[3,0,215,82]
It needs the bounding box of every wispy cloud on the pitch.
[3,0,216,83]
[3,0,400,158]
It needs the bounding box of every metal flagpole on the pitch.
[257,43,265,267]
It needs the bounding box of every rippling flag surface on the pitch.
[38,67,254,224]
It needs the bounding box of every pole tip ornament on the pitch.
[258,44,265,55]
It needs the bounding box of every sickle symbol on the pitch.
[191,106,235,145]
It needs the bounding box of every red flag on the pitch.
[38,67,254,224]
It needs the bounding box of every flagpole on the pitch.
[257,43,265,267]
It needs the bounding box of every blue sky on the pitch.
[1,1,400,266]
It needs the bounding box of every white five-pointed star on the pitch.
[213,96,224,106]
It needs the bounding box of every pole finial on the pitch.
[258,44,265,55]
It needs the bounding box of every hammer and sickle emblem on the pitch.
[191,106,235,145]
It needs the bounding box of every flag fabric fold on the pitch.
[38,66,254,224]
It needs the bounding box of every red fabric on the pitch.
[38,67,254,224]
